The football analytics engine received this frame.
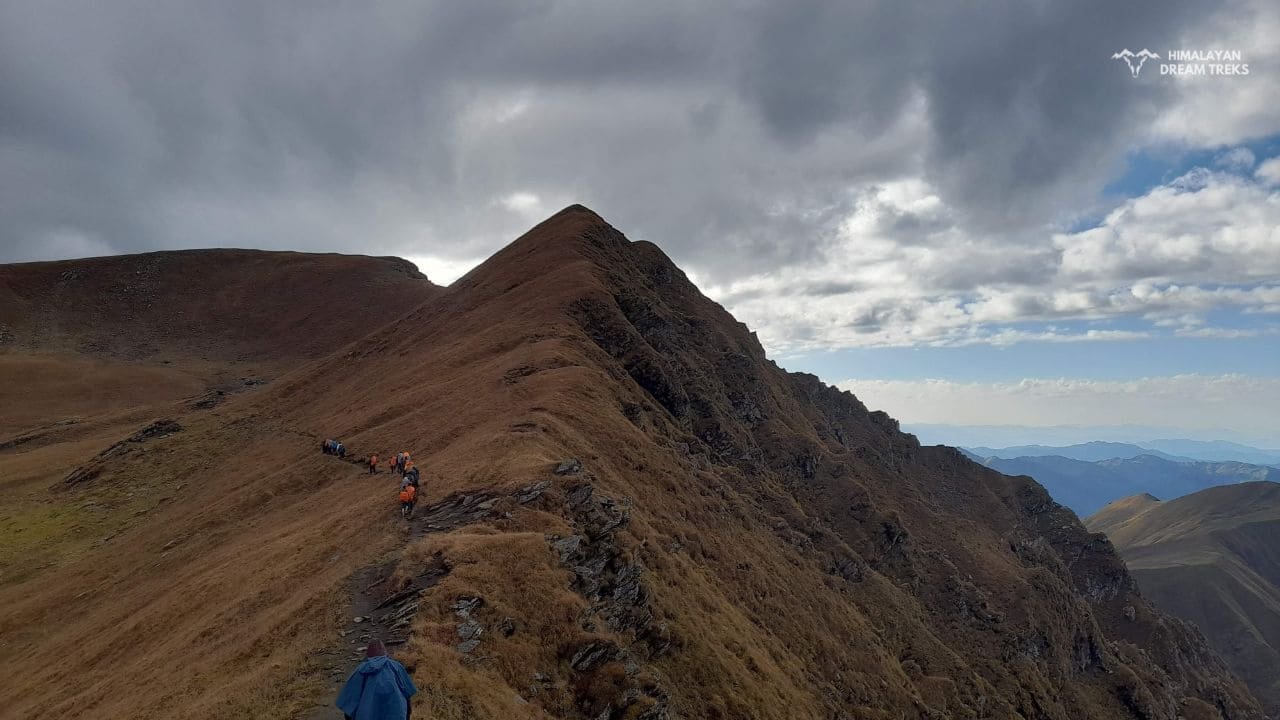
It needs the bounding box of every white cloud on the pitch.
[1171,325,1280,339]
[707,163,1280,351]
[1257,157,1280,185]
[1149,0,1280,146]
[499,192,542,214]
[839,374,1280,439]
[1053,168,1280,285]
[1214,147,1256,172]
[403,254,481,285]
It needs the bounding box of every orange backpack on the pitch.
[399,486,416,503]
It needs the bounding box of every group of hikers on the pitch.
[321,441,421,519]
[394,452,420,518]
[319,446,422,718]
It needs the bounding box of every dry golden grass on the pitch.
[0,209,1265,720]
[1087,484,1280,718]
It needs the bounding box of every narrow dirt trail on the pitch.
[301,477,551,719]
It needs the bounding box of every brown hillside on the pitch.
[1088,483,1280,718]
[0,249,438,363]
[0,248,440,626]
[0,207,1264,720]
[1088,492,1163,537]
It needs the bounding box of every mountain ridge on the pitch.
[1137,440,1280,467]
[909,425,1280,455]
[966,441,1193,463]
[1087,482,1280,719]
[0,206,1264,719]
[0,248,439,364]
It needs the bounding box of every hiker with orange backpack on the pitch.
[399,483,417,519]
[369,453,379,474]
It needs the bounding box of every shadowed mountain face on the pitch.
[972,452,1280,517]
[0,248,439,363]
[1088,482,1280,720]
[0,207,1264,719]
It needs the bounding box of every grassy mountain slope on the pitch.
[1086,493,1162,536]
[1088,482,1280,719]
[0,248,437,363]
[0,249,440,635]
[0,208,1264,719]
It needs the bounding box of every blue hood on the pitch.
[336,655,417,719]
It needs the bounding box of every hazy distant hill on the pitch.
[966,441,1192,463]
[974,453,1280,516]
[1137,439,1280,467]
[1088,482,1280,719]
[905,423,1280,452]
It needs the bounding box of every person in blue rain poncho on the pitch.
[335,640,417,720]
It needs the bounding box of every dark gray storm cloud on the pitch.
[0,0,1273,306]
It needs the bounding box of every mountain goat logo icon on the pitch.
[1112,49,1160,78]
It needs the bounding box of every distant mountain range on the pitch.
[907,423,1280,457]
[961,449,1280,517]
[965,440,1280,467]
[965,441,1192,463]
[1087,482,1280,719]
[1137,438,1280,465]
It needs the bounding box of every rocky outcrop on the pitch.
[550,481,671,720]
[63,420,183,486]
[548,208,1262,719]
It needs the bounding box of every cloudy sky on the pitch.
[3,0,1278,445]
